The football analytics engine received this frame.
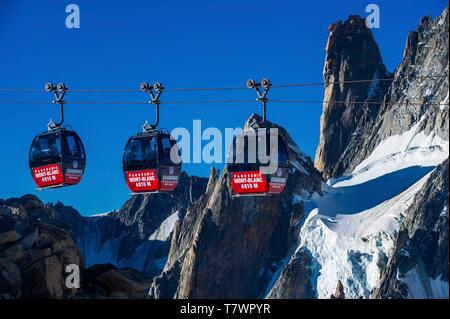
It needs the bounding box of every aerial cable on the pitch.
[271,75,448,88]
[0,99,447,107]
[0,75,447,93]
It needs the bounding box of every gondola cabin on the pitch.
[29,128,86,190]
[227,129,289,196]
[122,129,181,194]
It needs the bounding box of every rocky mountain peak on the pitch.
[315,14,390,178]
[315,7,448,179]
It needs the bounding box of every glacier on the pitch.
[269,123,449,299]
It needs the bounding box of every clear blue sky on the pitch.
[0,0,447,215]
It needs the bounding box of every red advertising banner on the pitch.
[126,169,160,193]
[268,181,286,194]
[268,174,287,194]
[160,175,178,191]
[64,168,83,185]
[32,163,64,188]
[159,166,179,191]
[231,171,267,194]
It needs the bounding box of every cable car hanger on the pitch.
[29,82,86,191]
[226,78,290,197]
[246,78,272,127]
[121,81,182,194]
[139,81,164,132]
[44,82,68,130]
[0,74,448,108]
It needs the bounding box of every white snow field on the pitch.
[269,122,449,298]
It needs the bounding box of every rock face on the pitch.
[315,9,449,178]
[375,159,449,298]
[330,280,345,299]
[266,248,315,299]
[0,195,83,299]
[149,114,323,298]
[315,15,391,178]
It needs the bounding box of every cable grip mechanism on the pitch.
[246,78,272,127]
[45,82,68,131]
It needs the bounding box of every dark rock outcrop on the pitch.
[330,280,345,299]
[80,263,151,298]
[0,195,83,299]
[315,15,391,178]
[0,196,157,299]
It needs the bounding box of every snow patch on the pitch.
[440,205,448,217]
[333,146,445,188]
[148,211,180,241]
[297,173,430,298]
[89,211,114,218]
[441,91,449,111]
[354,118,448,173]
[290,134,443,298]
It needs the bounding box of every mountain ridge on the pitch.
[1,8,448,299]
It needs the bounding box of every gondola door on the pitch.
[60,130,86,186]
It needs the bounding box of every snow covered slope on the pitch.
[269,8,449,299]
[274,123,448,298]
